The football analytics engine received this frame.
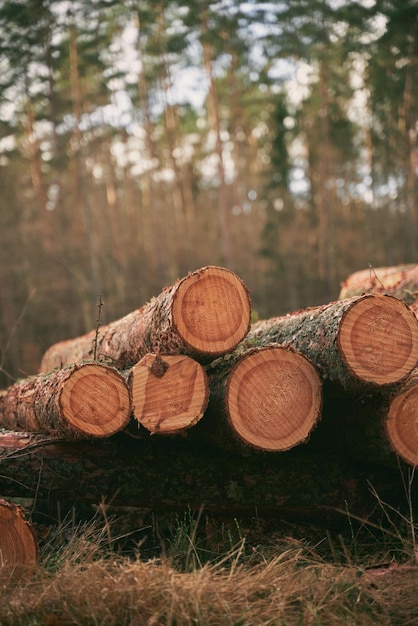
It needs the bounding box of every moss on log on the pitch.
[40,266,251,371]
[246,295,418,389]
[0,362,131,438]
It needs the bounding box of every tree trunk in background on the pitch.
[40,266,251,370]
[201,7,232,267]
[246,294,418,389]
[0,363,131,438]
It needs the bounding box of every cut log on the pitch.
[385,369,418,466]
[40,266,251,371]
[0,429,413,517]
[339,264,418,303]
[199,345,322,452]
[246,294,418,389]
[0,498,39,577]
[129,353,209,434]
[0,362,131,438]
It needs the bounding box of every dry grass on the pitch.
[1,509,418,626]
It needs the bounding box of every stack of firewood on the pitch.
[2,263,418,571]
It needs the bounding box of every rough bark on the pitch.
[40,266,251,371]
[0,362,131,439]
[196,345,322,452]
[246,294,418,389]
[128,353,209,434]
[0,430,413,518]
[339,264,418,303]
[0,498,39,578]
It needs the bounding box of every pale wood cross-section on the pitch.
[40,266,252,371]
[386,369,418,466]
[0,498,39,578]
[129,353,209,434]
[247,294,418,389]
[205,345,322,452]
[0,362,131,438]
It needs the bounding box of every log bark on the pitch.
[128,353,209,434]
[198,345,322,452]
[40,266,251,371]
[0,362,131,438]
[246,294,418,389]
[339,264,418,303]
[0,498,39,578]
[0,429,412,518]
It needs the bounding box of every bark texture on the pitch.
[0,362,131,438]
[0,498,39,577]
[129,353,209,434]
[0,430,412,518]
[40,266,251,371]
[246,295,418,389]
[197,345,322,452]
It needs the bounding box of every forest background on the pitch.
[0,0,416,387]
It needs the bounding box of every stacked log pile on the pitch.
[2,263,418,569]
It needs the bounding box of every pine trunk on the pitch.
[0,430,413,518]
[0,498,39,578]
[128,353,209,434]
[198,345,322,452]
[246,294,418,389]
[40,266,251,371]
[385,369,418,466]
[0,362,131,438]
[339,264,418,303]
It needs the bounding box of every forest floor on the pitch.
[1,502,418,625]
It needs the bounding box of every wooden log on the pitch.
[199,345,322,452]
[246,294,418,389]
[128,353,209,434]
[339,264,418,303]
[0,362,131,438]
[40,266,251,371]
[0,429,413,517]
[0,498,39,577]
[385,369,418,466]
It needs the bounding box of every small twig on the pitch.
[93,294,104,361]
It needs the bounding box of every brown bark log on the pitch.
[0,430,412,518]
[40,266,251,372]
[199,345,322,452]
[0,498,39,578]
[339,264,418,303]
[246,294,418,389]
[128,353,209,434]
[0,363,131,438]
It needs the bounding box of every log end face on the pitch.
[339,295,418,386]
[59,364,131,437]
[386,381,418,466]
[130,353,209,434]
[172,266,251,356]
[226,346,322,451]
[0,499,39,579]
